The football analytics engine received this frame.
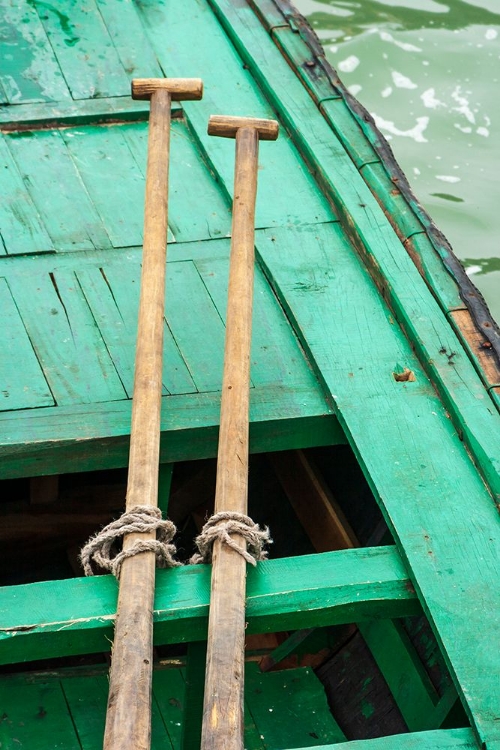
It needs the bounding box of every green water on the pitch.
[295,0,499,322]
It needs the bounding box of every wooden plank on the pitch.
[196,255,321,390]
[0,676,81,749]
[32,0,129,100]
[255,222,500,746]
[8,269,125,405]
[181,643,206,750]
[60,675,109,750]
[0,546,418,666]
[96,261,196,396]
[5,130,111,252]
[153,669,186,749]
[166,261,226,392]
[0,278,53,411]
[0,135,52,255]
[95,0,163,81]
[245,662,346,747]
[209,0,500,503]
[293,728,479,750]
[0,0,70,104]
[135,0,335,230]
[0,388,338,479]
[61,124,146,248]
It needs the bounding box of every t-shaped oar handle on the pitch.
[103,77,203,750]
[200,114,279,750]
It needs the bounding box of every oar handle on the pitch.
[201,116,278,750]
[104,78,202,750]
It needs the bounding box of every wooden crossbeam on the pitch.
[0,546,418,666]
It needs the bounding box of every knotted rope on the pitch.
[80,505,180,579]
[190,511,272,566]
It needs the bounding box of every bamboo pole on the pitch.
[201,115,279,750]
[103,77,202,750]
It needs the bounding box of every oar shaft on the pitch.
[104,87,171,750]
[201,127,259,750]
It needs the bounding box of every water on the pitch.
[295,0,499,322]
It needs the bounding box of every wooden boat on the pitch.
[1,0,499,748]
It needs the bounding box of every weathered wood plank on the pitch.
[0,278,53,411]
[0,386,338,479]
[255,222,500,747]
[0,135,52,255]
[31,0,129,100]
[8,269,125,405]
[0,0,70,104]
[135,0,335,230]
[5,130,111,252]
[0,546,418,666]
[293,728,479,750]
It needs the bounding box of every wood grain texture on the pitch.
[0,547,418,666]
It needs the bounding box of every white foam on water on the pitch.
[476,126,490,136]
[338,55,360,73]
[436,175,461,183]
[371,113,429,142]
[451,85,475,123]
[454,123,472,133]
[466,265,482,276]
[421,87,445,108]
[348,84,362,95]
[379,30,422,52]
[381,86,393,98]
[392,70,418,89]
[485,29,498,41]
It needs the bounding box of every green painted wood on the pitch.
[0,677,80,748]
[152,669,186,749]
[135,0,335,230]
[196,255,320,390]
[7,269,125,405]
[403,232,464,312]
[158,462,174,516]
[359,619,443,732]
[245,661,346,747]
[61,124,146,248]
[180,643,205,750]
[60,675,109,750]
[95,0,163,81]
[5,130,111,252]
[32,0,129,100]
[255,222,500,747]
[0,547,418,665]
[0,0,70,104]
[209,0,500,505]
[0,136,52,255]
[165,261,227,393]
[318,97,379,170]
[293,728,479,750]
[94,261,196,396]
[0,278,53,411]
[0,97,179,128]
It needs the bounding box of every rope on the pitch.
[80,505,180,579]
[190,511,272,567]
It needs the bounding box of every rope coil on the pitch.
[80,505,180,579]
[190,511,272,566]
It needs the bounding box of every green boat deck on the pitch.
[1,0,500,748]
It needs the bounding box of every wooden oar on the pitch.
[201,115,279,750]
[103,77,203,750]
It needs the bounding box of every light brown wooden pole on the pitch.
[103,77,202,750]
[201,115,279,750]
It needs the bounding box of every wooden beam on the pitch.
[0,546,418,666]
[292,728,478,750]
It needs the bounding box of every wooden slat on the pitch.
[5,130,111,252]
[293,728,479,750]
[31,0,129,100]
[0,136,52,255]
[0,278,53,411]
[0,546,418,666]
[8,270,125,405]
[255,221,500,746]
[0,0,70,104]
[61,125,146,248]
[135,0,335,230]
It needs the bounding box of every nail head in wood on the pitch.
[208,115,279,140]
[131,78,203,101]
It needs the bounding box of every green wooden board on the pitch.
[0,547,418,665]
[0,0,70,104]
[293,728,478,750]
[0,278,53,411]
